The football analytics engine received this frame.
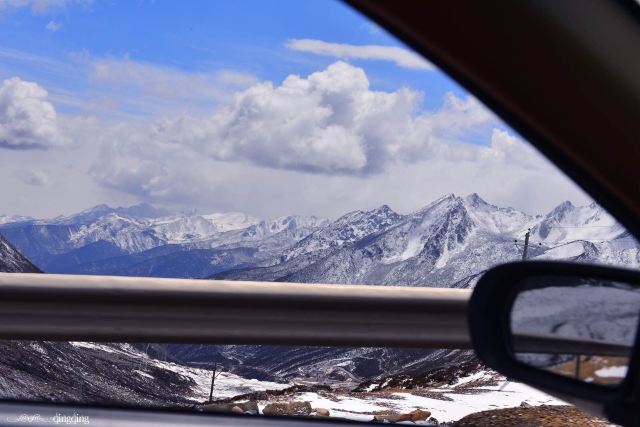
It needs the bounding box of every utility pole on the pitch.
[514,228,537,260]
[522,229,530,260]
[208,363,222,403]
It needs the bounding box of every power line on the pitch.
[548,217,614,229]
[515,229,543,260]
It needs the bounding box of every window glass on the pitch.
[0,0,635,425]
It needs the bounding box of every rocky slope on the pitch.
[153,344,473,383]
[0,232,40,273]
[0,341,288,408]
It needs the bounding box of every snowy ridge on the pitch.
[531,201,624,244]
[284,205,403,261]
[0,214,32,225]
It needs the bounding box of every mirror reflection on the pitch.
[510,275,640,386]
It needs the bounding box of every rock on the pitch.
[409,409,432,421]
[520,401,533,408]
[373,413,403,423]
[355,361,484,392]
[450,405,611,427]
[203,403,237,413]
[262,401,313,417]
[428,417,439,425]
[312,408,330,417]
[203,401,259,415]
[239,401,259,415]
[373,409,431,423]
[253,391,269,401]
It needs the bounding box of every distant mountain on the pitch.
[0,232,40,273]
[0,204,327,277]
[0,214,33,225]
[50,203,172,225]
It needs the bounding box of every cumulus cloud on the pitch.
[95,62,494,176]
[88,123,586,218]
[0,77,68,149]
[15,168,49,186]
[45,20,60,31]
[286,39,434,70]
[87,62,545,210]
[0,62,587,219]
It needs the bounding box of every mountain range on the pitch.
[216,193,639,287]
[2,194,636,286]
[0,194,638,383]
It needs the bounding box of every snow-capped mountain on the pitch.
[285,205,404,262]
[0,214,32,225]
[0,233,40,273]
[0,205,327,277]
[217,194,638,287]
[1,194,637,283]
[530,200,624,244]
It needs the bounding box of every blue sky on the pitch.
[0,0,588,218]
[0,0,467,113]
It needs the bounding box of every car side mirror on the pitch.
[468,261,640,426]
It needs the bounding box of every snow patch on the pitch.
[595,366,627,378]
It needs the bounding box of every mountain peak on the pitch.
[547,200,574,219]
[415,193,461,214]
[116,203,171,219]
[82,204,111,214]
[464,193,488,206]
[371,204,397,216]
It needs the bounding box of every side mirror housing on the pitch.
[468,261,640,426]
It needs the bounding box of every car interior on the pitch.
[0,0,638,426]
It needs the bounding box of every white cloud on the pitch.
[84,61,583,216]
[0,77,68,149]
[45,20,60,31]
[0,0,88,14]
[15,168,49,186]
[286,39,435,70]
[90,61,494,185]
[0,62,588,219]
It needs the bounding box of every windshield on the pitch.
[0,1,637,425]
